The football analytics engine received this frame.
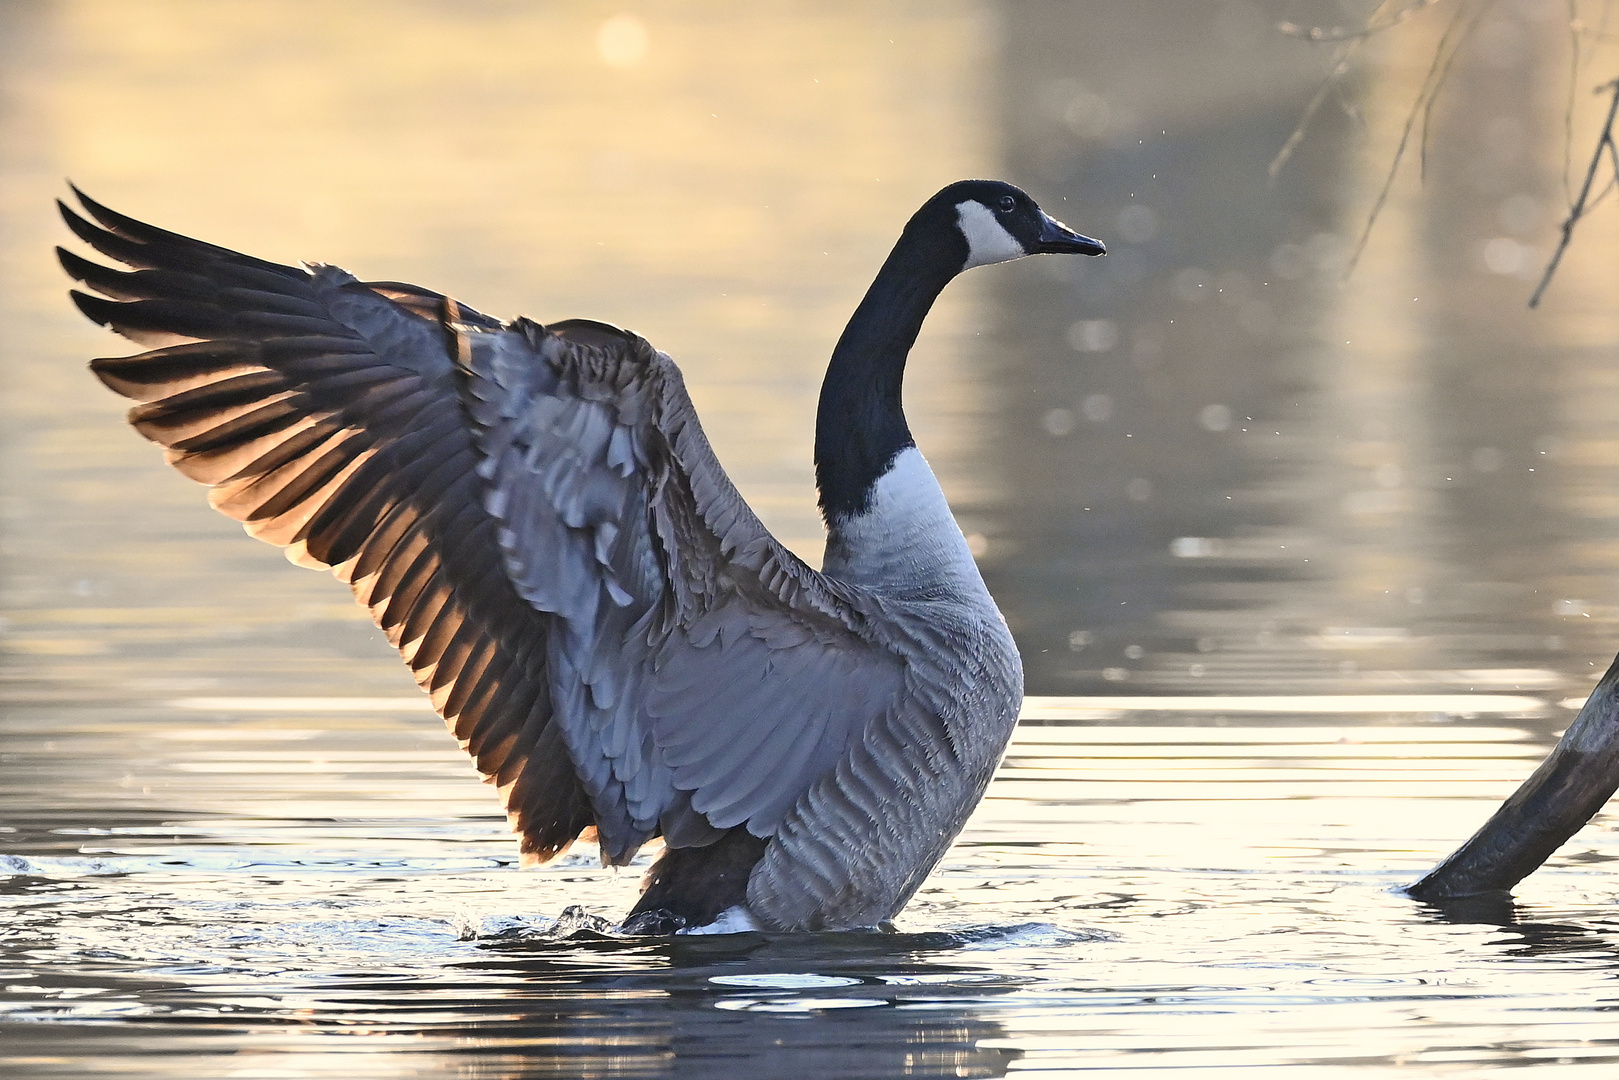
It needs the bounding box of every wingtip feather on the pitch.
[58,198,101,244]
[56,245,87,282]
[69,289,115,328]
[70,185,141,237]
[57,246,120,295]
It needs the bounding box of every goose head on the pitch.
[815,180,1105,525]
[915,179,1106,272]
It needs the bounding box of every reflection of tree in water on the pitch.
[1271,0,1619,308]
[979,0,1619,697]
[1417,891,1619,965]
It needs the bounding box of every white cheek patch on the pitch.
[955,200,1027,268]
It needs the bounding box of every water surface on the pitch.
[4,2,1619,1076]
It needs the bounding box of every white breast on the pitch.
[822,447,986,597]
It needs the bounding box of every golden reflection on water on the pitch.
[5,1,1619,1078]
[5,695,1618,1076]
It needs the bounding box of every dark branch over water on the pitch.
[1409,648,1619,900]
[1529,78,1619,308]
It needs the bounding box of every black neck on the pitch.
[814,224,964,522]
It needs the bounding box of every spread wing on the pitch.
[59,189,906,870]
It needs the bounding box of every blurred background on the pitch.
[3,0,1617,703]
[5,2,1619,1076]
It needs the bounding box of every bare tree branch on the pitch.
[1274,0,1618,294]
[1277,0,1444,42]
[1530,78,1619,308]
[1409,649,1619,901]
[1345,2,1490,276]
[1270,0,1418,183]
[1564,0,1582,207]
[1269,41,1362,182]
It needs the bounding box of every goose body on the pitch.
[59,181,1103,932]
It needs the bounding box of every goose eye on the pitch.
[996,195,1016,213]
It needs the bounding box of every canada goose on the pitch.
[58,181,1104,933]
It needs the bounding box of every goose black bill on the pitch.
[1034,213,1106,256]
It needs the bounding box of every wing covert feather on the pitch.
[452,317,909,857]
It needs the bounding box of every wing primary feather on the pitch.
[68,187,306,279]
[215,287,327,319]
[362,525,433,614]
[298,428,452,564]
[169,414,332,486]
[58,202,167,269]
[297,463,400,561]
[218,430,368,522]
[259,335,376,363]
[89,341,259,400]
[58,248,211,304]
[243,445,375,548]
[70,292,236,344]
[454,662,522,756]
[348,500,422,585]
[167,399,316,457]
[444,638,502,722]
[128,370,289,433]
[347,445,478,568]
[397,577,453,653]
[406,594,467,676]
[448,649,509,739]
[428,618,485,699]
[377,538,442,635]
[64,196,627,880]
[390,501,482,629]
